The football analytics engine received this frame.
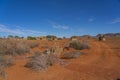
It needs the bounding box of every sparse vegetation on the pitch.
[0,56,14,68]
[69,40,90,50]
[26,41,39,48]
[0,68,6,80]
[51,46,63,57]
[0,39,33,79]
[0,39,30,56]
[46,35,57,39]
[7,35,24,39]
[25,51,67,71]
[27,36,36,40]
[25,54,52,71]
[0,55,14,79]
[58,38,62,40]
[61,51,83,59]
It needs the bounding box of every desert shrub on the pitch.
[61,51,83,59]
[34,50,42,55]
[25,54,51,71]
[58,38,62,40]
[0,69,7,79]
[50,46,63,57]
[0,54,15,68]
[14,41,30,55]
[69,40,90,50]
[25,52,67,71]
[26,42,39,48]
[41,46,49,49]
[0,56,14,79]
[46,35,57,39]
[0,40,30,56]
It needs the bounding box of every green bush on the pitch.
[58,38,62,40]
[27,36,36,40]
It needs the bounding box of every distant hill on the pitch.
[96,33,120,37]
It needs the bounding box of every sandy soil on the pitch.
[5,38,120,80]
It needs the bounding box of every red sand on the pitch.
[6,39,120,80]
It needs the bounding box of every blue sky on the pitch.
[0,0,120,37]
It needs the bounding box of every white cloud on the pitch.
[48,21,69,30]
[22,30,46,35]
[0,24,24,34]
[52,24,69,30]
[0,24,46,36]
[88,16,96,22]
[111,18,120,24]
[88,18,95,22]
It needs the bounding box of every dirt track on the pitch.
[6,40,120,80]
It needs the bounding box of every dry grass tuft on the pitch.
[0,39,30,56]
[25,51,68,71]
[61,51,84,59]
[0,55,14,79]
[26,41,39,48]
[69,40,90,50]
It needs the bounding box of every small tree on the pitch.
[8,35,14,38]
[46,35,57,40]
[27,36,36,40]
[14,36,20,39]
